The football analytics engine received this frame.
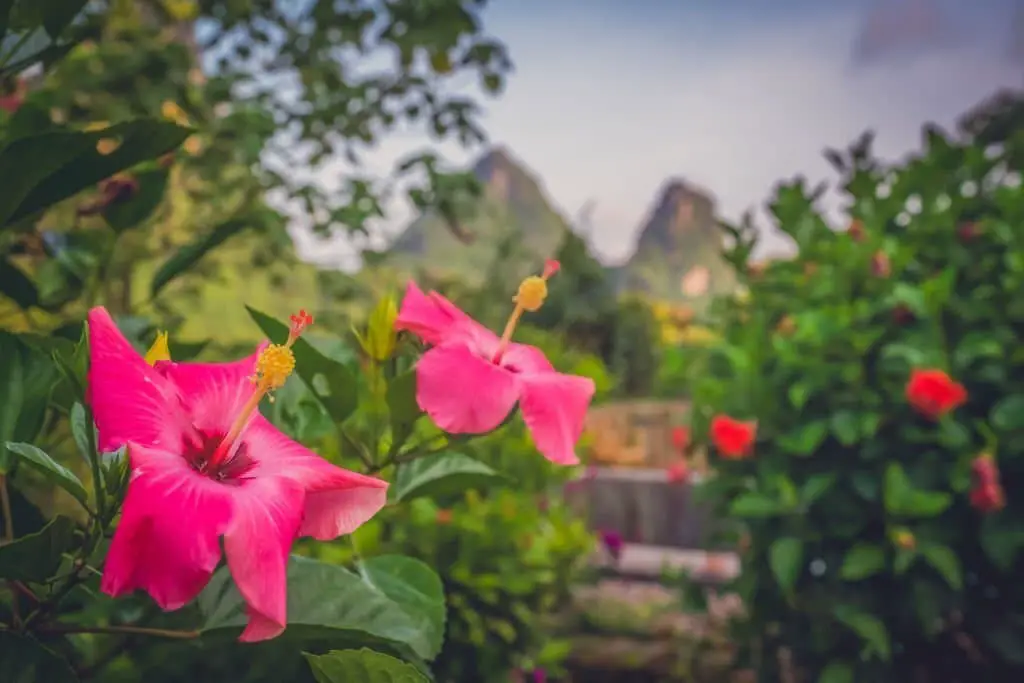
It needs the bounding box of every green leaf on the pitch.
[150,218,249,296]
[834,604,891,660]
[990,394,1024,432]
[246,307,358,424]
[818,661,854,683]
[69,402,92,463]
[102,167,169,231]
[801,474,836,504]
[830,410,860,446]
[200,555,441,660]
[0,332,58,445]
[360,555,446,660]
[839,543,886,580]
[894,549,916,575]
[979,515,1024,571]
[729,492,785,518]
[391,452,503,503]
[919,543,963,590]
[386,370,421,447]
[904,490,952,518]
[0,515,75,582]
[0,120,192,227]
[0,258,39,309]
[768,536,803,592]
[305,649,429,683]
[3,442,89,509]
[0,631,78,683]
[778,420,828,455]
[883,463,912,513]
[885,464,951,517]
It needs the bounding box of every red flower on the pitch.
[666,460,689,484]
[892,304,914,325]
[958,222,979,242]
[871,251,891,277]
[671,426,689,451]
[970,483,1005,513]
[905,369,967,419]
[848,219,866,242]
[970,454,1005,513]
[710,415,756,459]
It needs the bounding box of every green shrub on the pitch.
[689,102,1024,682]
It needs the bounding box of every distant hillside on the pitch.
[385,147,570,286]
[618,180,736,308]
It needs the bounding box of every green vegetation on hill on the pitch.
[619,180,736,308]
[385,147,570,285]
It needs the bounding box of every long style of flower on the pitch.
[87,307,388,642]
[394,261,596,465]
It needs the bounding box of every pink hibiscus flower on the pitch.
[394,261,596,465]
[86,307,388,642]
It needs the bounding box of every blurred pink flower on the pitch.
[395,262,595,465]
[599,528,624,562]
[87,307,387,642]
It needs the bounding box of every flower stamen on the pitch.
[492,260,559,364]
[207,309,313,471]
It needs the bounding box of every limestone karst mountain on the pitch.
[618,180,736,307]
[382,149,736,308]
[385,147,570,285]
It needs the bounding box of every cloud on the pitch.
[290,3,1022,269]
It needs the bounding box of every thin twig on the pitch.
[38,623,200,640]
[1,475,20,626]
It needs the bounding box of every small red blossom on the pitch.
[0,78,26,114]
[710,415,757,459]
[892,304,915,325]
[970,454,1005,513]
[905,369,967,419]
[871,250,891,277]
[958,222,979,242]
[971,483,1005,513]
[289,309,314,336]
[77,175,140,216]
[671,426,690,451]
[848,219,866,242]
[599,528,624,562]
[666,460,689,484]
[435,509,453,525]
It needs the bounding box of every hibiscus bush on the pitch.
[687,103,1024,682]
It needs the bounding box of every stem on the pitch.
[85,410,106,524]
[340,428,374,472]
[1,476,20,626]
[0,475,13,543]
[38,623,200,640]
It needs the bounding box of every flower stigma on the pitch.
[492,260,560,364]
[206,309,313,471]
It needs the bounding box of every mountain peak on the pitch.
[470,145,550,205]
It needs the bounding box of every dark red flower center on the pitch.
[182,429,256,483]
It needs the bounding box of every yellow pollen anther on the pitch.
[492,260,561,363]
[514,276,548,313]
[254,343,296,390]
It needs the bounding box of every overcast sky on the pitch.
[284,0,1024,269]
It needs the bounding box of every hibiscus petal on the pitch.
[86,307,186,453]
[245,415,388,540]
[223,475,305,642]
[416,343,519,433]
[395,281,489,346]
[156,345,265,436]
[501,343,554,374]
[101,444,232,610]
[518,372,596,465]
